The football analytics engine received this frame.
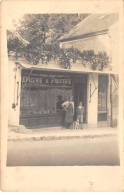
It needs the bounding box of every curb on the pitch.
[8,133,116,142]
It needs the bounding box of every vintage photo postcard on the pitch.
[0,0,124,192]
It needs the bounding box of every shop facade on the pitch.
[8,57,116,129]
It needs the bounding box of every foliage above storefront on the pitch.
[7,14,109,71]
[56,47,109,71]
[8,43,109,71]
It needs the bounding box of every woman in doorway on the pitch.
[62,96,74,129]
[76,101,84,129]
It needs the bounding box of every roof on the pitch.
[59,13,119,42]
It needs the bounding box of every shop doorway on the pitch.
[73,80,87,123]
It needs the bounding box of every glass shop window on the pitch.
[20,87,72,115]
[98,75,108,111]
[98,75,108,121]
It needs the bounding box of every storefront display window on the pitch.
[98,75,108,121]
[20,70,72,115]
[21,87,72,115]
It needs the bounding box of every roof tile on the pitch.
[59,13,118,41]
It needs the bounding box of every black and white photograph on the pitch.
[1,0,124,192]
[6,12,120,167]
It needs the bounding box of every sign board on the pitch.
[22,74,72,87]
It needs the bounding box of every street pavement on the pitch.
[8,126,118,141]
[7,135,120,166]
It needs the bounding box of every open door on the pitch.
[73,83,87,123]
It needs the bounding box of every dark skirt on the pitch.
[64,102,74,124]
[65,111,73,124]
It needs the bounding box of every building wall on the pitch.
[87,73,98,127]
[8,58,21,126]
[111,76,118,127]
[60,33,110,56]
[109,22,119,72]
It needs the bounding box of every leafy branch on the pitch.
[8,41,109,71]
[7,14,109,71]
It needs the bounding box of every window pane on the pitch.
[20,88,30,115]
[46,88,56,114]
[98,75,108,111]
[20,87,72,115]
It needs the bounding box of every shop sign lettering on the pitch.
[22,75,72,86]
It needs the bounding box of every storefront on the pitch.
[8,58,118,129]
[20,69,88,127]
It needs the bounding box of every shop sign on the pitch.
[22,74,72,86]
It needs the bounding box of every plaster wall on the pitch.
[8,59,21,126]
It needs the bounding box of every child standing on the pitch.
[76,101,84,129]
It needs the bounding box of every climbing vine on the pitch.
[8,41,109,71]
[57,48,109,71]
[19,46,109,71]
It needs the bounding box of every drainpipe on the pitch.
[107,31,112,63]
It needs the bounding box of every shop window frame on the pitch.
[98,75,108,122]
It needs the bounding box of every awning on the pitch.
[15,60,119,75]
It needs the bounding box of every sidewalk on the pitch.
[8,126,118,142]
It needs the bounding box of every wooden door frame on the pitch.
[72,75,87,123]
